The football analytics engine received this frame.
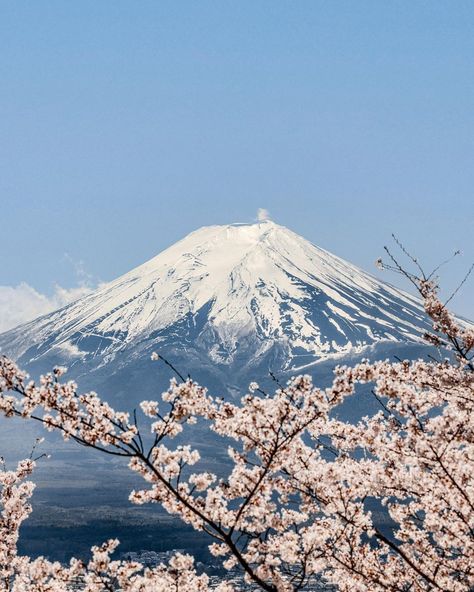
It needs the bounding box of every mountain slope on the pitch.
[0,221,432,385]
[0,221,464,564]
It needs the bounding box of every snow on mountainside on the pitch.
[0,221,432,379]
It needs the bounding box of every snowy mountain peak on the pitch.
[0,222,432,373]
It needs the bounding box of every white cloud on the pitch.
[257,208,271,222]
[0,254,103,334]
[0,282,94,334]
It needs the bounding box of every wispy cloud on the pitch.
[256,208,271,222]
[62,253,95,285]
[0,282,94,333]
[0,255,101,333]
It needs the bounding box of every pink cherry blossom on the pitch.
[0,265,472,590]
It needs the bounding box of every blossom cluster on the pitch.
[0,460,232,591]
[0,275,472,590]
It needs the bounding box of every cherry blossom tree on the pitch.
[0,458,227,590]
[0,249,473,591]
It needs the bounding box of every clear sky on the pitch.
[1,1,474,329]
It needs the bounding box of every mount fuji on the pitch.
[0,221,434,402]
[0,220,452,560]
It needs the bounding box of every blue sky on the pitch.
[1,1,474,328]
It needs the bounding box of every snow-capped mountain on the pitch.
[0,221,433,393]
[0,222,459,562]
